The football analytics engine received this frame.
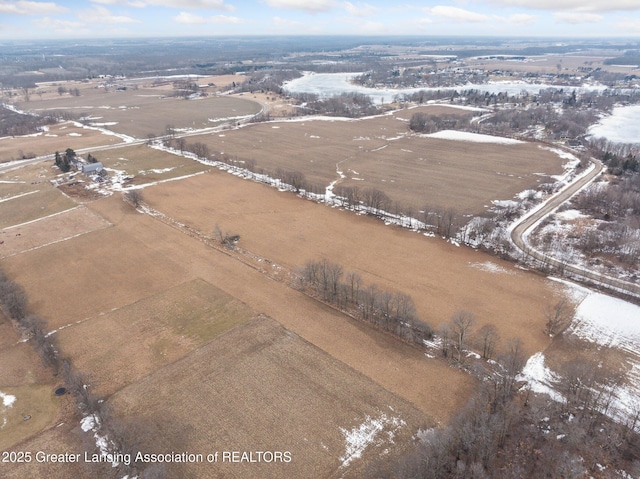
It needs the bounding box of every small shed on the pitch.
[81,162,104,175]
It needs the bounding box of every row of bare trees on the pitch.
[297,259,433,346]
[0,267,164,478]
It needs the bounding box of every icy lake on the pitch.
[283,72,608,104]
[588,105,640,144]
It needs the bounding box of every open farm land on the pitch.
[95,143,210,187]
[16,87,262,139]
[3,193,474,420]
[1,187,479,477]
[0,172,77,230]
[0,319,61,452]
[196,105,566,215]
[0,121,123,163]
[0,315,89,479]
[142,169,563,356]
[110,316,428,479]
[56,278,256,397]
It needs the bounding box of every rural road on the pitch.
[510,157,640,299]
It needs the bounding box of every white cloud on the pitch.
[78,5,140,23]
[33,16,85,32]
[175,11,207,23]
[272,16,304,26]
[506,13,537,25]
[425,5,490,23]
[0,0,67,15]
[91,0,234,10]
[175,11,243,23]
[615,19,640,33]
[91,0,147,7]
[486,0,640,13]
[343,1,379,17]
[264,0,337,13]
[210,14,242,23]
[554,12,603,23]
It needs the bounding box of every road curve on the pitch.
[510,157,640,299]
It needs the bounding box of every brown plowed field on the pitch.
[191,106,564,215]
[0,103,572,478]
[142,169,562,355]
[109,316,429,479]
[0,121,123,163]
[16,90,261,139]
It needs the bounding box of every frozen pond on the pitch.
[588,105,640,144]
[284,72,608,104]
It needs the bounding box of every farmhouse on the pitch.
[81,162,104,175]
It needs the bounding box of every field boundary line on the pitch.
[0,190,39,204]
[3,205,82,230]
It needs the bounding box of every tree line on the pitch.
[296,259,433,346]
[0,267,165,478]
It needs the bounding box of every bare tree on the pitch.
[451,310,475,363]
[544,298,574,336]
[476,324,500,360]
[175,137,186,153]
[124,190,143,208]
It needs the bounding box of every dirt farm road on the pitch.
[510,158,640,299]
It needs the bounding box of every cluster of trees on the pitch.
[291,92,381,118]
[409,112,470,134]
[297,259,433,346]
[233,69,301,95]
[569,177,640,267]
[54,147,76,173]
[368,348,640,478]
[170,79,199,98]
[57,86,80,96]
[353,65,491,90]
[0,105,57,137]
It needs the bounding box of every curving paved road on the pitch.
[510,157,640,299]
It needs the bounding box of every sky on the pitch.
[1,0,640,40]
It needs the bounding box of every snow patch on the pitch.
[469,261,514,275]
[421,130,523,144]
[339,413,406,468]
[517,352,564,402]
[0,391,16,407]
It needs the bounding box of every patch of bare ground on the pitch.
[109,316,429,479]
[188,109,565,214]
[142,170,559,356]
[0,121,123,163]
[55,279,255,397]
[0,206,111,259]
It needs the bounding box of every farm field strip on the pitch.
[0,206,111,259]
